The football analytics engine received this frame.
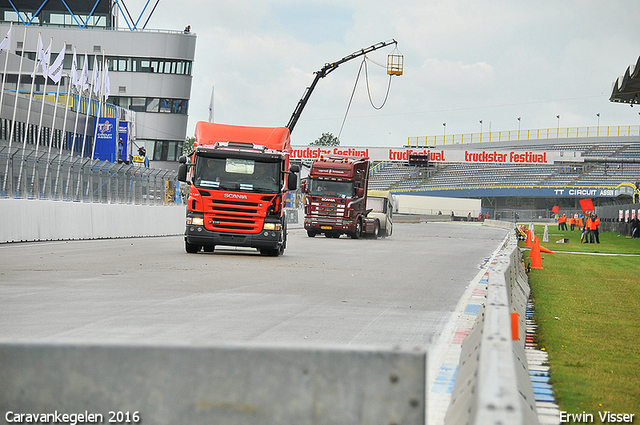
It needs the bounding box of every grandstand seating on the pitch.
[368,139,640,192]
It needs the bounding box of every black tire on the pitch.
[203,245,215,253]
[373,220,380,239]
[351,219,362,239]
[259,247,282,257]
[307,230,316,237]
[185,241,201,254]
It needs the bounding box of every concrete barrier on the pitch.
[445,228,539,425]
[0,199,185,243]
[0,341,426,425]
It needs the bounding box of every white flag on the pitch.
[31,34,43,78]
[81,52,89,91]
[92,56,99,96]
[0,26,10,55]
[208,86,214,122]
[48,44,65,84]
[104,60,111,100]
[71,47,79,90]
[41,41,51,78]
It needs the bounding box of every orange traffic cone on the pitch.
[525,229,532,248]
[528,235,536,258]
[530,237,543,269]
[539,244,555,254]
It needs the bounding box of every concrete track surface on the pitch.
[0,222,508,347]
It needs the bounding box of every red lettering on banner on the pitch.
[291,146,551,164]
[332,147,369,157]
[388,149,445,162]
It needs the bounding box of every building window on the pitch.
[147,140,184,161]
[107,97,188,115]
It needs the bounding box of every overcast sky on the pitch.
[124,0,640,147]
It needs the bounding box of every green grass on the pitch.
[524,225,640,422]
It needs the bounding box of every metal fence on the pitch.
[0,145,179,204]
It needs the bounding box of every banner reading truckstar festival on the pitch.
[290,146,581,165]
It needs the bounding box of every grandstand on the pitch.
[367,130,640,220]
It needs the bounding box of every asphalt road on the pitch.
[0,222,508,349]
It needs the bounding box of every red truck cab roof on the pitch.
[309,155,369,179]
[194,122,292,154]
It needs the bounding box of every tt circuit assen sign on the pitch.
[290,146,581,165]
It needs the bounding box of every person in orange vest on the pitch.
[582,213,592,243]
[568,214,576,231]
[589,213,600,244]
[558,213,567,231]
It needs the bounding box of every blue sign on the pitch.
[93,117,117,162]
[118,121,129,163]
[401,186,619,198]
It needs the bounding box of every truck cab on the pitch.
[178,122,298,256]
[366,190,394,237]
[302,155,370,238]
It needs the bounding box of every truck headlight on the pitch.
[263,223,282,231]
[187,216,204,226]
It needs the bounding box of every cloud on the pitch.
[124,0,640,146]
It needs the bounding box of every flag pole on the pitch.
[57,45,76,199]
[2,22,21,196]
[0,21,13,117]
[67,48,83,200]
[90,52,104,161]
[31,36,52,197]
[77,53,97,201]
[17,32,43,198]
[208,85,214,122]
[43,40,65,198]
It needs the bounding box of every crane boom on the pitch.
[286,39,397,134]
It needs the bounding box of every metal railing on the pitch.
[408,125,640,146]
[0,145,178,204]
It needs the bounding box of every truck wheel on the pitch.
[307,230,317,237]
[185,241,201,253]
[373,220,380,239]
[351,219,362,239]
[203,245,215,253]
[260,246,282,257]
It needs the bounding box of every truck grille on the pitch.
[311,201,344,218]
[204,198,263,233]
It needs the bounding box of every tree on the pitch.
[310,132,340,146]
[183,137,195,156]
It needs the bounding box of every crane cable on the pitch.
[338,56,394,138]
[364,57,393,110]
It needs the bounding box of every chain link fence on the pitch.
[0,145,179,204]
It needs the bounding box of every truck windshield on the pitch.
[308,179,354,198]
[193,156,281,193]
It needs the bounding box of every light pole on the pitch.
[556,115,560,128]
[517,117,521,139]
[596,113,600,127]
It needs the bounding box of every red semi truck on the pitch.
[178,122,298,256]
[302,155,390,239]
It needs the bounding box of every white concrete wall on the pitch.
[0,199,185,243]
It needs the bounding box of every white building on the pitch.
[0,0,196,170]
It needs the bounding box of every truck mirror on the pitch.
[290,164,300,173]
[300,180,307,193]
[178,155,188,164]
[177,163,188,182]
[288,173,298,191]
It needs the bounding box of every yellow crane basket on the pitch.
[387,53,403,76]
